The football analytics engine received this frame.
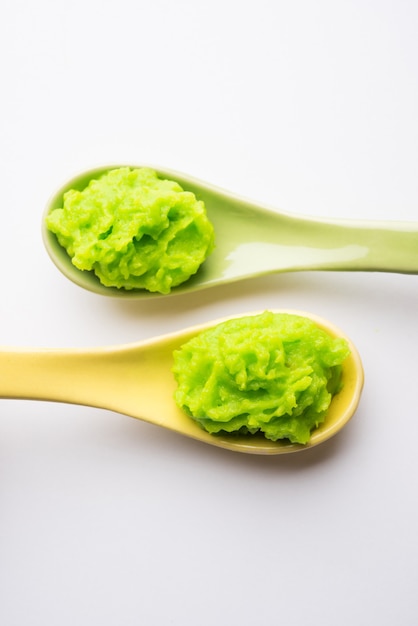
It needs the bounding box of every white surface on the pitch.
[1,1,417,624]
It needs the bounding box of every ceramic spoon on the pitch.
[42,165,418,298]
[0,311,363,455]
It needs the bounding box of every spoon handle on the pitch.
[175,175,418,275]
[296,217,418,273]
[0,347,121,408]
[254,211,418,274]
[0,340,179,427]
[0,345,160,419]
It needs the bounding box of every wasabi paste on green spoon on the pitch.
[44,167,214,294]
[43,165,418,298]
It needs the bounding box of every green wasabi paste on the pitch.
[45,167,215,294]
[173,312,350,444]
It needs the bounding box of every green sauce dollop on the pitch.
[173,312,350,444]
[45,167,215,294]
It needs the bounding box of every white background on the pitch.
[1,1,417,624]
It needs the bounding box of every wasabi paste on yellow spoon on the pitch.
[173,311,351,445]
[0,310,363,455]
[43,165,418,298]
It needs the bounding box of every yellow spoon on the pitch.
[0,311,363,455]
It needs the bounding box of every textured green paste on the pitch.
[173,312,350,444]
[45,167,215,294]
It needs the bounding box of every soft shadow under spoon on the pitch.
[42,165,418,298]
[0,310,363,455]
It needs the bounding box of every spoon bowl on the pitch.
[42,165,418,298]
[0,310,363,455]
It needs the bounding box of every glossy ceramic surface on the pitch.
[42,165,418,298]
[0,310,363,455]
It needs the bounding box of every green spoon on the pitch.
[42,165,418,298]
[0,310,363,455]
